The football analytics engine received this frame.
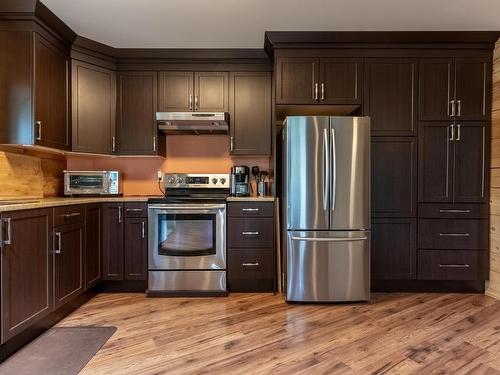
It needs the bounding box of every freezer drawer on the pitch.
[286,231,370,302]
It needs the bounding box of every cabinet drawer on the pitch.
[124,202,147,218]
[417,250,487,280]
[228,249,274,280]
[418,203,488,219]
[54,205,84,227]
[227,202,274,217]
[228,217,274,248]
[418,219,488,250]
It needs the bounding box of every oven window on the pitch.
[69,175,104,189]
[158,214,216,256]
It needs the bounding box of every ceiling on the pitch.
[42,0,500,49]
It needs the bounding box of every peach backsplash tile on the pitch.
[66,135,271,196]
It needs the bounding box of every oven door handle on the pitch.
[148,204,226,210]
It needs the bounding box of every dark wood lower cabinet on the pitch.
[124,217,148,280]
[417,250,487,281]
[85,204,102,289]
[54,223,84,309]
[102,203,124,280]
[0,209,53,344]
[371,218,417,280]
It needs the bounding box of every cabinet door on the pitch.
[34,35,70,150]
[455,58,490,121]
[371,137,417,217]
[85,203,102,289]
[124,218,147,281]
[371,218,417,280]
[229,72,272,155]
[364,58,417,136]
[418,122,454,203]
[419,58,454,121]
[194,72,228,112]
[102,203,124,280]
[158,72,193,112]
[54,223,84,309]
[453,122,488,203]
[276,57,319,104]
[72,61,116,154]
[1,208,53,343]
[319,58,362,104]
[117,72,158,155]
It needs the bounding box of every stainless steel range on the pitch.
[147,173,230,296]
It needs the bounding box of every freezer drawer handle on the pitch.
[291,236,367,242]
[438,233,470,237]
[439,209,471,213]
[242,231,259,236]
[438,264,470,268]
[242,262,259,267]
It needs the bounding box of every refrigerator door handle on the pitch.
[291,236,368,242]
[323,127,329,211]
[331,127,337,212]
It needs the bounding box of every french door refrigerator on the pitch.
[282,116,370,302]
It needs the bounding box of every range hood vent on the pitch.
[156,112,229,135]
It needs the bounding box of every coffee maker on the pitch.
[230,166,250,196]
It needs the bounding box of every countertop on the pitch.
[0,195,276,212]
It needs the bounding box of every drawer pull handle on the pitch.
[54,232,62,254]
[62,213,81,218]
[439,209,471,213]
[242,262,260,267]
[438,233,470,237]
[438,264,470,268]
[126,208,143,212]
[242,231,259,236]
[242,208,259,212]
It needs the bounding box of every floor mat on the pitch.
[0,326,117,375]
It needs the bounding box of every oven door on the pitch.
[64,172,109,195]
[148,203,226,270]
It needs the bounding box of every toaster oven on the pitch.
[64,171,120,196]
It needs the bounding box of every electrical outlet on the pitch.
[157,171,163,182]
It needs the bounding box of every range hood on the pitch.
[156,112,229,135]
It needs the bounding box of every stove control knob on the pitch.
[176,177,183,184]
[212,178,218,185]
[167,176,175,184]
[220,177,226,185]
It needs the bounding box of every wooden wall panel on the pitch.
[0,146,65,199]
[487,40,500,300]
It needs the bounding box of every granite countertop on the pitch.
[226,196,275,202]
[0,196,159,212]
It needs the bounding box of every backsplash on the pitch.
[66,135,271,196]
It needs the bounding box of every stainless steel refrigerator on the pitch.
[281,116,370,302]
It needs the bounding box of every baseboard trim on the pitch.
[485,289,500,300]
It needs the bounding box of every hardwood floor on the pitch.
[57,293,500,374]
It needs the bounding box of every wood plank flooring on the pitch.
[57,293,500,374]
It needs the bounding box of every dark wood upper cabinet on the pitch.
[453,122,488,203]
[34,34,70,150]
[419,58,454,121]
[102,203,124,280]
[85,203,102,289]
[419,57,490,121]
[116,71,160,155]
[72,60,116,154]
[53,222,84,309]
[275,57,319,104]
[124,217,148,281]
[372,218,416,280]
[194,72,229,112]
[371,137,417,217]
[229,72,272,155]
[455,58,490,121]
[364,58,417,136]
[418,122,454,203]
[158,72,194,112]
[319,58,362,104]
[1,208,53,343]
